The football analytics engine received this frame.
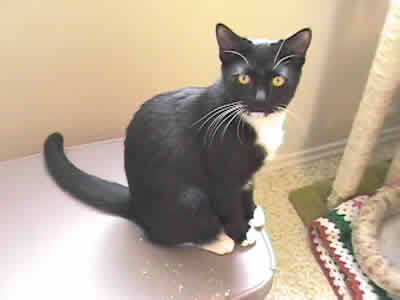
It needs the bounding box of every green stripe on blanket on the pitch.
[309,195,392,300]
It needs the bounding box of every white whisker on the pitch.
[192,101,241,128]
[273,39,286,65]
[223,50,249,65]
[220,108,245,142]
[198,106,238,133]
[237,111,246,144]
[206,106,242,135]
[206,105,242,146]
[273,54,299,70]
[276,105,304,128]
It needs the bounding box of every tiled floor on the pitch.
[256,142,396,300]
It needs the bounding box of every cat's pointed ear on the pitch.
[216,23,243,52]
[283,28,312,56]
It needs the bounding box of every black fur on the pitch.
[44,24,311,246]
[44,133,134,220]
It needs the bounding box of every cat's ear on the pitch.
[216,23,243,51]
[216,23,250,63]
[283,28,312,56]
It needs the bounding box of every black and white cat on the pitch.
[44,24,311,255]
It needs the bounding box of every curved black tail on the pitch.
[44,132,133,219]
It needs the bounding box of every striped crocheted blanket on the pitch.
[309,195,393,300]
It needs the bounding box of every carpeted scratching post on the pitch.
[327,0,400,209]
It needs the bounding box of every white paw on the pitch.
[249,206,265,228]
[240,227,258,247]
[196,232,235,255]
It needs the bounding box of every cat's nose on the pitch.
[255,89,266,103]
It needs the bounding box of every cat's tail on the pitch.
[44,132,133,219]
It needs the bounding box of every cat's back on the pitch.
[125,86,206,152]
[131,87,205,126]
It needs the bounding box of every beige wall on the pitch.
[1,0,397,161]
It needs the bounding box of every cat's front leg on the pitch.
[213,187,255,246]
[242,180,265,229]
[223,216,250,243]
[242,180,256,221]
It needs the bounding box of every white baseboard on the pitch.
[266,126,400,171]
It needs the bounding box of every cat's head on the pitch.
[216,24,311,116]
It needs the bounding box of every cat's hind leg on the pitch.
[192,231,235,255]
[145,185,235,255]
[177,186,235,255]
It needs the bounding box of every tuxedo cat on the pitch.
[44,24,311,255]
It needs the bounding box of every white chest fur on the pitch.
[242,111,286,161]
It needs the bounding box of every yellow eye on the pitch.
[271,75,286,87]
[238,74,251,85]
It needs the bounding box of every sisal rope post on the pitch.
[327,0,400,209]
